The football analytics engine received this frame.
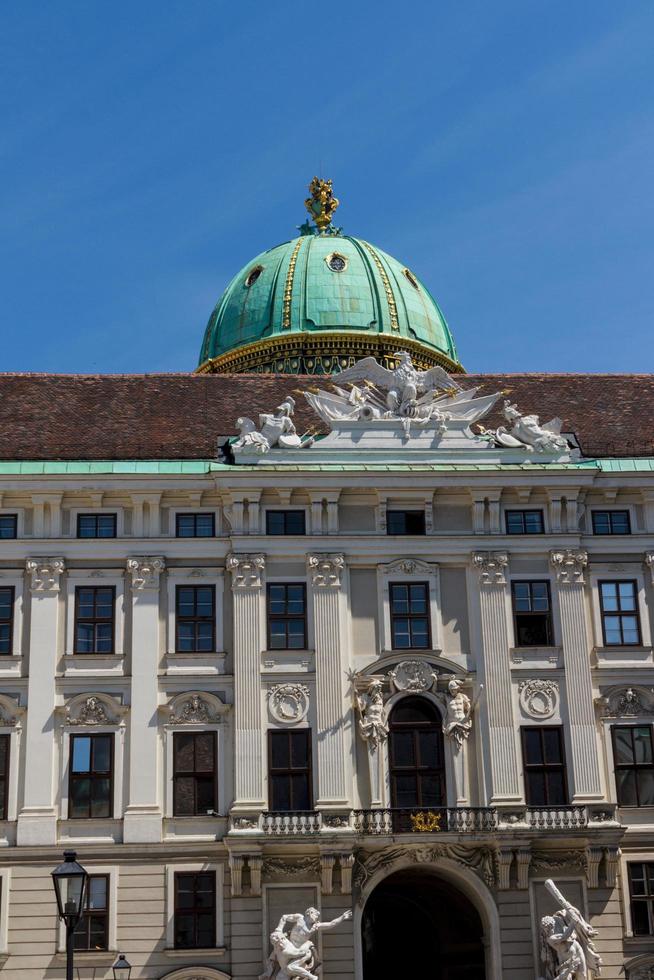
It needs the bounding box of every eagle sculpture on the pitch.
[337,351,461,415]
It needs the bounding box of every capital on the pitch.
[645,552,654,585]
[26,557,65,593]
[126,556,165,590]
[550,549,587,585]
[227,553,265,589]
[471,551,508,586]
[307,553,345,588]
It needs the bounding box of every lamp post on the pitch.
[51,850,88,980]
[112,953,133,979]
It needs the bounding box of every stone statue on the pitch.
[234,396,314,455]
[356,680,388,746]
[539,879,602,979]
[482,400,570,454]
[336,351,459,417]
[261,907,352,980]
[436,679,483,747]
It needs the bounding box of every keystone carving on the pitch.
[307,553,345,588]
[63,693,127,727]
[227,553,265,589]
[163,692,229,725]
[126,556,165,590]
[550,549,587,585]
[26,557,65,593]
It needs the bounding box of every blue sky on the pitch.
[1,1,652,374]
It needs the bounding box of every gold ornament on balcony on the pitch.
[305,177,340,233]
[410,810,442,833]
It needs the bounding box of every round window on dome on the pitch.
[245,265,263,287]
[326,252,348,273]
[403,268,420,289]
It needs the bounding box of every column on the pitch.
[18,558,65,845]
[550,549,603,800]
[123,556,165,842]
[307,554,349,809]
[227,554,267,813]
[471,552,521,804]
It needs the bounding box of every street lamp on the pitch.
[51,850,88,980]
[112,953,133,979]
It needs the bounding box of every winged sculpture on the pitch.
[336,352,461,416]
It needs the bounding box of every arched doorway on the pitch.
[362,868,486,980]
[389,696,446,808]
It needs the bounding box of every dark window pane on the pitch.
[526,772,547,806]
[387,510,426,535]
[0,588,14,656]
[266,511,306,535]
[176,585,215,653]
[267,584,307,651]
[176,513,215,537]
[512,581,553,647]
[593,510,631,534]
[638,770,654,806]
[0,516,17,539]
[506,510,544,534]
[77,514,116,538]
[522,728,567,805]
[269,731,312,812]
[390,583,431,650]
[617,769,638,806]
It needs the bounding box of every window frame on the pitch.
[73,585,116,655]
[0,587,15,657]
[172,730,218,817]
[72,873,110,951]
[388,696,446,809]
[511,579,554,648]
[377,560,441,653]
[599,579,642,647]
[175,512,216,538]
[0,734,9,821]
[268,728,313,812]
[628,861,654,936]
[504,509,545,535]
[389,581,431,650]
[166,864,224,950]
[76,513,118,539]
[0,515,17,540]
[386,510,427,536]
[520,725,569,806]
[65,572,124,659]
[266,583,308,651]
[175,584,216,654]
[611,724,654,808]
[265,510,307,536]
[591,509,632,535]
[68,732,115,820]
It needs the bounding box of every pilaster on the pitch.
[471,552,521,804]
[17,557,65,845]
[550,549,603,800]
[228,554,267,812]
[307,554,349,809]
[123,556,165,842]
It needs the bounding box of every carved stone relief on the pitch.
[268,684,310,725]
[63,693,127,727]
[389,660,437,693]
[596,686,654,718]
[550,549,587,585]
[519,679,559,720]
[26,557,65,593]
[307,553,345,588]
[126,556,165,590]
[226,553,265,589]
[352,844,496,900]
[164,692,228,725]
[471,551,508,586]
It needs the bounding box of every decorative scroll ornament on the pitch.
[227,553,265,589]
[233,396,314,456]
[165,692,228,725]
[64,693,126,727]
[550,549,587,585]
[261,905,352,980]
[356,680,388,746]
[268,684,310,725]
[519,679,559,720]
[410,811,442,832]
[596,686,653,718]
[539,878,602,980]
[0,694,25,727]
[389,660,437,693]
[353,844,496,898]
[307,553,345,588]
[479,400,570,454]
[472,551,509,586]
[26,557,64,593]
[126,556,165,590]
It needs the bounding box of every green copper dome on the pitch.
[197,182,461,375]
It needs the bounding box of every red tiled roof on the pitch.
[0,372,652,460]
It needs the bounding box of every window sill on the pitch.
[165,651,226,676]
[62,654,125,676]
[0,655,22,676]
[595,645,652,654]
[165,947,227,958]
[55,951,116,964]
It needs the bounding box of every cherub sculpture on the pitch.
[539,880,602,979]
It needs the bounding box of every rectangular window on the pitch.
[512,581,553,646]
[612,725,654,807]
[176,586,215,653]
[74,587,115,654]
[266,510,306,535]
[174,871,216,949]
[0,515,17,539]
[592,510,631,535]
[268,729,312,811]
[521,727,568,806]
[599,580,641,645]
[69,734,113,819]
[173,732,217,816]
[176,513,215,538]
[77,514,117,538]
[0,588,14,656]
[0,735,9,820]
[267,584,307,650]
[386,510,426,535]
[629,863,654,936]
[505,510,544,534]
[390,583,430,650]
[73,874,109,951]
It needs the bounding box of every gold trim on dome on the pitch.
[282,238,305,330]
[360,241,399,331]
[196,331,463,376]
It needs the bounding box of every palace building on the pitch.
[0,179,653,979]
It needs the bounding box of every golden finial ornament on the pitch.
[305,177,340,233]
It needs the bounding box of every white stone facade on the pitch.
[0,464,652,979]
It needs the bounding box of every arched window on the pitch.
[389,697,445,809]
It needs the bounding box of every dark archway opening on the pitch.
[362,868,486,980]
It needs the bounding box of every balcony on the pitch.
[261,811,322,835]
[352,807,498,834]
[526,806,588,830]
